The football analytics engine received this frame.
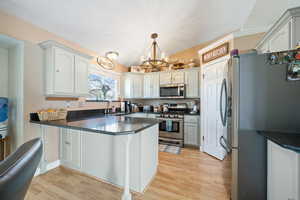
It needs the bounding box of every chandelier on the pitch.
[140,33,169,70]
[97,51,119,70]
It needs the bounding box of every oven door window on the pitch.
[159,120,180,132]
[160,87,179,97]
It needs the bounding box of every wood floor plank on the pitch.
[26,148,231,200]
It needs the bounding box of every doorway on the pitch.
[0,34,24,151]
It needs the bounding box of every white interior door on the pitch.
[201,59,228,160]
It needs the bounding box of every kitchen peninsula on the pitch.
[30,114,159,200]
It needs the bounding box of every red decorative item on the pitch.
[295,52,300,60]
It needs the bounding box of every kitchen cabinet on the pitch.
[53,47,75,94]
[39,40,92,97]
[184,115,200,146]
[267,141,300,200]
[60,128,82,170]
[185,70,200,98]
[172,71,185,84]
[75,56,89,95]
[269,22,291,52]
[123,73,143,99]
[144,73,159,98]
[159,72,172,85]
[256,7,300,53]
[123,68,200,99]
[159,71,184,85]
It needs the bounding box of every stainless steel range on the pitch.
[156,110,185,147]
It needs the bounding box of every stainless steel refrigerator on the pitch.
[224,52,300,200]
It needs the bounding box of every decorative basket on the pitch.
[37,109,68,121]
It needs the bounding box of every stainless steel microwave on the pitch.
[159,84,185,98]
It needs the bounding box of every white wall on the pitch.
[0,47,8,97]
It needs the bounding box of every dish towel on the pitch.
[166,120,173,132]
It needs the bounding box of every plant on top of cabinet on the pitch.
[39,40,93,97]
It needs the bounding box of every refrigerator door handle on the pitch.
[220,78,228,127]
[220,136,232,153]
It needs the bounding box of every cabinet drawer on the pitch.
[184,115,199,124]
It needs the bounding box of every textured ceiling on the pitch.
[0,0,258,66]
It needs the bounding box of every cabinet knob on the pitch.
[56,69,60,72]
[65,141,70,145]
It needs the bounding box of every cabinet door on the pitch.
[159,72,172,85]
[172,71,184,84]
[152,73,160,98]
[75,56,89,95]
[269,22,291,52]
[292,17,300,49]
[61,129,72,164]
[69,129,81,169]
[185,70,199,98]
[53,47,75,94]
[184,123,199,146]
[143,74,152,98]
[133,75,143,98]
[124,76,133,98]
[268,141,299,200]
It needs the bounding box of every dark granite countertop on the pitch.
[129,111,200,116]
[258,130,300,153]
[30,115,159,135]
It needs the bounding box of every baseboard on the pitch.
[199,146,203,152]
[46,160,60,171]
[34,160,61,176]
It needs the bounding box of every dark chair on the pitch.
[0,138,43,200]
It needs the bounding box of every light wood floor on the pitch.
[26,148,231,200]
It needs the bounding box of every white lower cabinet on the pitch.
[60,128,82,170]
[268,141,300,200]
[184,123,198,146]
[184,115,200,146]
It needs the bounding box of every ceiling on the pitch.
[0,0,296,66]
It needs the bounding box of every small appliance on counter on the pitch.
[120,101,131,113]
[162,104,169,112]
[0,98,8,139]
[131,103,140,112]
[190,101,199,114]
[143,105,153,112]
[153,105,162,113]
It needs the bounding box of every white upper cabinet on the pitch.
[123,68,199,99]
[159,71,184,85]
[123,73,143,99]
[172,71,185,84]
[53,47,75,94]
[159,72,172,85]
[143,73,159,98]
[75,56,89,95]
[185,70,199,98]
[256,7,300,53]
[269,22,291,52]
[40,40,92,97]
